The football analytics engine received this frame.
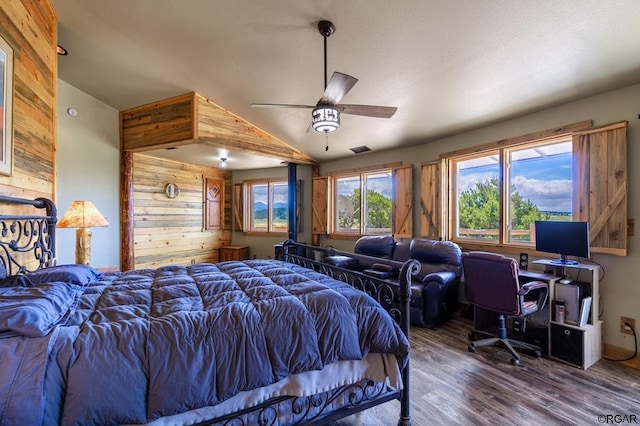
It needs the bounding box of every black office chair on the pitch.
[462,251,549,366]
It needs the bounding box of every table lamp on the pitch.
[57,200,109,265]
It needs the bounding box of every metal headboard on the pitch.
[0,195,57,275]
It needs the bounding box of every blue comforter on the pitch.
[0,260,409,425]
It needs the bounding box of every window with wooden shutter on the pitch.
[573,121,628,256]
[312,176,328,235]
[435,119,629,258]
[204,178,224,230]
[392,165,413,238]
[420,160,444,240]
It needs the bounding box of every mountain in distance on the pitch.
[253,202,287,211]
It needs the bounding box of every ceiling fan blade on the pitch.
[251,103,314,109]
[321,72,358,105]
[337,104,397,118]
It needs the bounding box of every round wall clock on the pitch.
[165,183,180,199]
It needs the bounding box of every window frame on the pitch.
[440,126,591,253]
[446,134,576,251]
[328,167,394,238]
[243,178,289,236]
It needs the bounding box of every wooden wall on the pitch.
[0,0,56,201]
[132,153,231,269]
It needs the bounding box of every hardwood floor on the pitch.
[336,313,640,425]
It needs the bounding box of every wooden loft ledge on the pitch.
[120,92,317,166]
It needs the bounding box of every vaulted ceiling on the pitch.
[54,0,640,169]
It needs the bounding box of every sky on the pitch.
[459,150,573,213]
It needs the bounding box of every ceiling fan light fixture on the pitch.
[312,106,340,133]
[219,157,228,168]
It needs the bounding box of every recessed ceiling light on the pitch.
[57,45,68,56]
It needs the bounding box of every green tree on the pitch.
[338,188,392,230]
[459,176,548,238]
[366,189,392,229]
[459,177,500,230]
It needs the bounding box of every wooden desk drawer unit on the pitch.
[219,246,250,261]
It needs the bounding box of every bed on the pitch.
[0,195,418,425]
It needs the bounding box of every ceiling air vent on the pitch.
[350,145,371,154]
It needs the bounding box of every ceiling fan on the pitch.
[251,20,397,134]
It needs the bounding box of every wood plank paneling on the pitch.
[120,92,317,166]
[0,0,56,200]
[132,154,231,269]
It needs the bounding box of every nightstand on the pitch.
[219,246,250,261]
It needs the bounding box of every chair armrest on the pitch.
[519,280,549,309]
[421,271,457,286]
[519,280,547,294]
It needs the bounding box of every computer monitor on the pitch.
[534,220,590,265]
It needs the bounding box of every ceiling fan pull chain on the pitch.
[325,134,329,151]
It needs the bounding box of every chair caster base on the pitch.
[510,358,520,366]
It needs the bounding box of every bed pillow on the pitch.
[0,274,35,288]
[24,264,99,286]
[0,282,81,337]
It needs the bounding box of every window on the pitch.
[332,170,393,236]
[451,137,572,246]
[247,180,288,234]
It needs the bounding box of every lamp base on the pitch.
[75,228,92,265]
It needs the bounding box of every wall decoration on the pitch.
[0,34,13,176]
[165,183,180,198]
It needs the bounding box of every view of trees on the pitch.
[459,177,550,239]
[338,188,392,231]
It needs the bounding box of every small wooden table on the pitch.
[219,246,250,261]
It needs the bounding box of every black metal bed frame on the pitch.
[0,195,57,275]
[282,240,419,425]
[0,196,418,425]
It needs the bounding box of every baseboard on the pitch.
[604,343,640,369]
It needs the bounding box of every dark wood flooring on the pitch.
[336,312,640,425]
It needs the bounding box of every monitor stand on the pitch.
[550,254,579,265]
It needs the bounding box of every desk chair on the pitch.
[462,251,549,366]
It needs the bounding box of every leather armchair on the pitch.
[409,239,462,328]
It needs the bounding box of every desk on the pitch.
[533,260,602,369]
[473,263,602,369]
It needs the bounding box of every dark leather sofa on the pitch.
[327,235,463,328]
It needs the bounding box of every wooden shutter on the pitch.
[392,165,413,238]
[204,178,223,230]
[573,121,628,256]
[233,183,243,232]
[420,160,444,240]
[312,176,328,235]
